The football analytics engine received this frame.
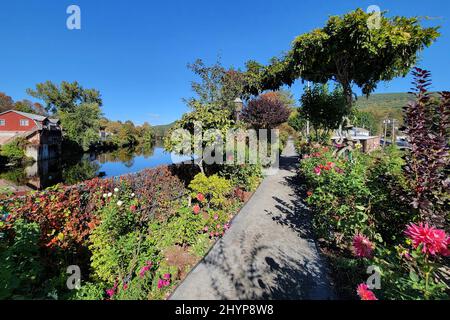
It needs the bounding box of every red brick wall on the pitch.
[0,111,39,132]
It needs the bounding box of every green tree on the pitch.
[165,59,240,172]
[58,103,102,151]
[28,81,103,151]
[351,109,379,135]
[137,122,154,146]
[245,9,439,110]
[300,84,349,139]
[27,81,102,114]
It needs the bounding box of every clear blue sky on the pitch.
[0,0,449,125]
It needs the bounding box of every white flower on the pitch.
[117,200,123,207]
[107,192,113,197]
[114,188,119,193]
[131,193,135,198]
[103,193,108,198]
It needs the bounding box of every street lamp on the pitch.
[234,97,244,122]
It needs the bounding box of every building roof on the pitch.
[0,110,58,123]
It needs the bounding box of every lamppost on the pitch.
[234,97,244,122]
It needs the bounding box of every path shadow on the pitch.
[203,232,331,300]
[266,154,314,240]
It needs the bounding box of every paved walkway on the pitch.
[170,140,335,300]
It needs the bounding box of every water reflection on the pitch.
[0,143,181,192]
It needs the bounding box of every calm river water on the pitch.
[0,143,190,192]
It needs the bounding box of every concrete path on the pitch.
[170,139,335,300]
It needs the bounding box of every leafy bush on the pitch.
[189,173,232,208]
[401,68,449,228]
[0,219,43,299]
[219,163,262,192]
[69,282,105,300]
[301,147,379,245]
[156,206,204,248]
[89,190,161,284]
[241,92,291,129]
[0,138,28,164]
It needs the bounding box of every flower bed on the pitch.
[0,163,261,300]
[298,69,449,300]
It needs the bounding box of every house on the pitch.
[0,110,62,161]
[331,127,380,153]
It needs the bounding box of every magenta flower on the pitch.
[313,167,321,176]
[353,234,375,258]
[405,223,450,256]
[157,276,171,289]
[139,261,153,278]
[106,288,115,299]
[213,214,219,220]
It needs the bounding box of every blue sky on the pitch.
[0,0,449,125]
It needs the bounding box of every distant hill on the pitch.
[354,92,441,135]
[354,92,414,134]
[152,121,176,139]
[355,92,413,118]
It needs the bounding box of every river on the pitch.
[0,143,190,193]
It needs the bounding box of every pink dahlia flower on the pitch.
[357,283,378,301]
[405,223,450,256]
[353,234,375,258]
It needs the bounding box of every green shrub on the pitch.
[89,196,160,284]
[0,219,43,299]
[69,282,106,300]
[219,163,262,192]
[0,138,28,164]
[301,147,379,245]
[156,206,204,248]
[189,173,232,208]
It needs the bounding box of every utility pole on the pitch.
[391,119,396,146]
[383,119,388,147]
[306,81,311,140]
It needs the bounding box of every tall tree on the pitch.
[0,92,14,113]
[27,81,102,114]
[28,81,103,151]
[244,9,439,110]
[165,59,240,172]
[299,84,349,139]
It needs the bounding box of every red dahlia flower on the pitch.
[357,283,378,301]
[193,205,200,215]
[197,193,205,202]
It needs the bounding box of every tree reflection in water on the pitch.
[0,143,167,192]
